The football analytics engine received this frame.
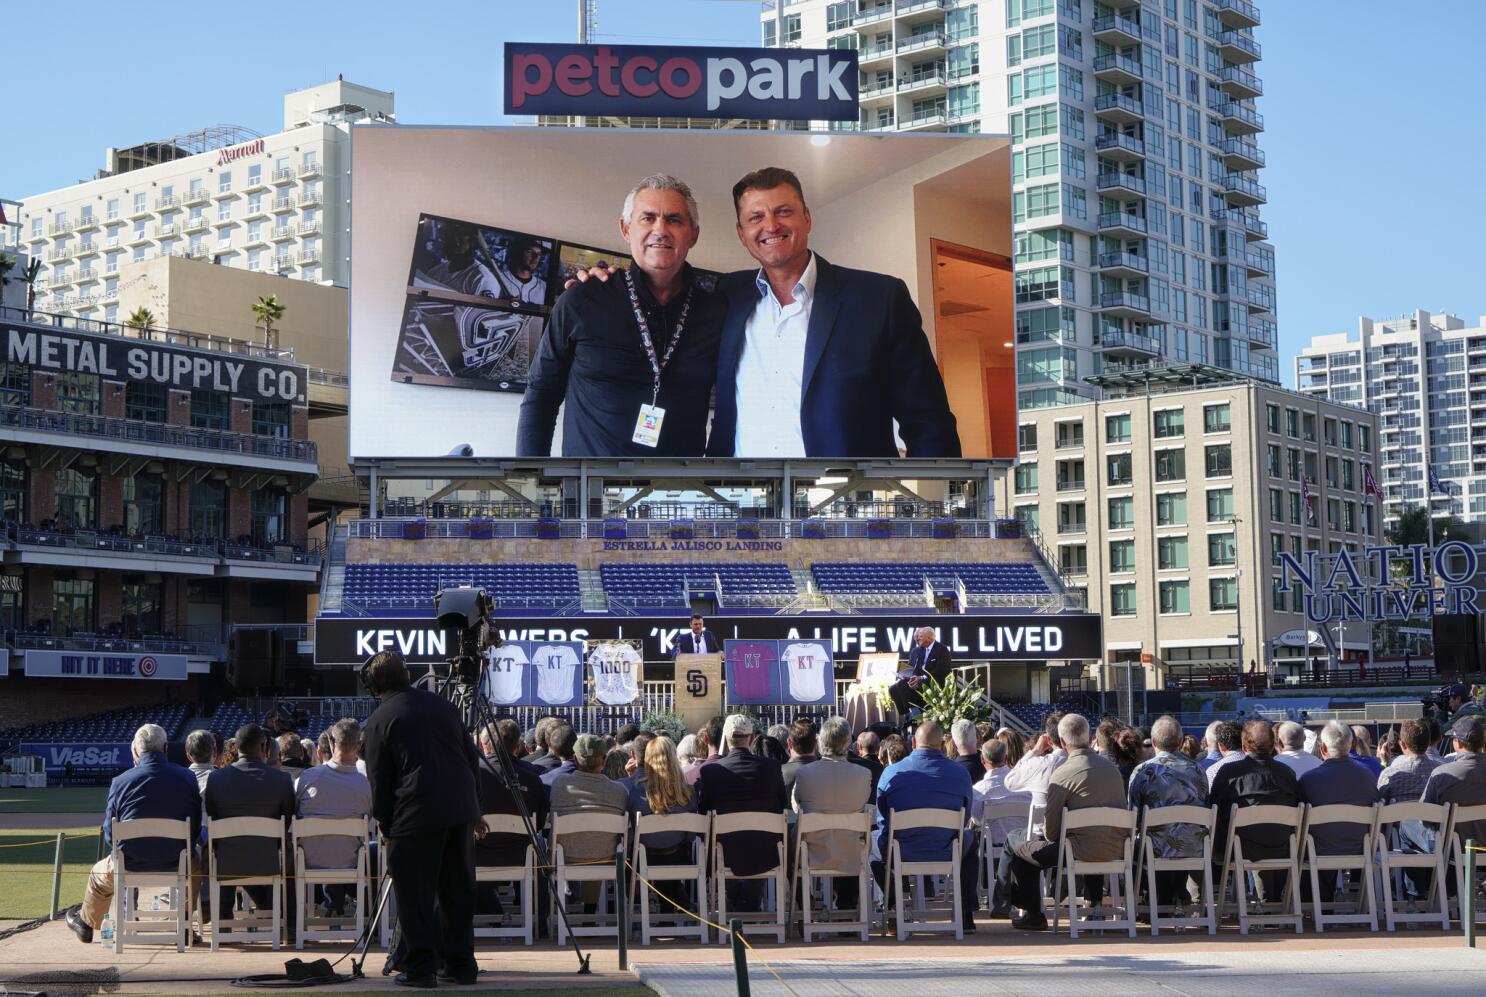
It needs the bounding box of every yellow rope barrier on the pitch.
[0,832,90,851]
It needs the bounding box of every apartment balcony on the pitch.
[274,254,296,272]
[243,231,271,249]
[895,0,948,25]
[1098,251,1149,278]
[270,225,296,242]
[213,215,236,230]
[182,246,212,261]
[1218,137,1265,171]
[857,44,896,67]
[154,195,179,211]
[25,229,47,244]
[1092,14,1142,46]
[271,168,295,185]
[271,196,296,214]
[182,188,211,206]
[1246,285,1275,313]
[1101,329,1162,357]
[74,241,99,258]
[898,70,948,96]
[1217,30,1261,63]
[1218,65,1263,99]
[183,218,209,234]
[126,203,152,221]
[243,203,272,222]
[1238,212,1268,240]
[298,162,321,180]
[859,79,896,103]
[896,32,946,56]
[46,272,74,289]
[1092,53,1143,86]
[243,174,270,194]
[1099,171,1141,199]
[1094,132,1145,162]
[1249,319,1278,349]
[1245,249,1274,277]
[155,223,179,240]
[1217,101,1264,135]
[1094,92,1144,124]
[99,283,119,301]
[898,111,948,131]
[126,229,152,247]
[1100,291,1152,318]
[1212,0,1261,29]
[213,186,238,200]
[299,249,321,266]
[45,246,72,263]
[47,220,73,236]
[854,4,894,27]
[299,191,322,209]
[1222,174,1267,206]
[297,220,321,238]
[73,215,99,232]
[1097,211,1147,237]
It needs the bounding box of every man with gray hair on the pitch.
[951,718,985,783]
[517,173,725,457]
[887,627,952,733]
[792,716,872,912]
[1126,716,1208,912]
[1275,721,1321,779]
[295,719,373,915]
[548,733,632,865]
[185,729,217,793]
[1005,713,1126,930]
[1298,720,1379,902]
[849,730,884,802]
[65,724,202,944]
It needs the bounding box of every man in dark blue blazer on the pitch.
[673,613,721,660]
[696,713,789,911]
[888,627,953,732]
[706,166,961,459]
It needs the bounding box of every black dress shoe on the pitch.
[437,969,478,985]
[64,908,93,944]
[1012,911,1048,931]
[394,972,437,989]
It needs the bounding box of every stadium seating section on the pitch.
[342,562,581,611]
[811,562,1049,595]
[599,562,796,608]
[1,703,191,744]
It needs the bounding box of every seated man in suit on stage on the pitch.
[696,714,789,912]
[673,613,720,659]
[888,628,953,732]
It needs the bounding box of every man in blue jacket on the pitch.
[874,719,978,931]
[66,723,201,943]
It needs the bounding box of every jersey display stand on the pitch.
[586,639,643,706]
[724,638,833,706]
[477,640,584,707]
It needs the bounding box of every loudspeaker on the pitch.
[227,629,274,690]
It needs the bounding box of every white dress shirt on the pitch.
[1276,748,1323,779]
[733,254,817,457]
[1205,749,1246,786]
[1002,748,1068,809]
[971,767,1034,845]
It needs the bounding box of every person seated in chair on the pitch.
[202,723,296,926]
[887,628,951,733]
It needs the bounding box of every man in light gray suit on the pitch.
[792,716,872,912]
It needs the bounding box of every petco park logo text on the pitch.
[504,43,858,120]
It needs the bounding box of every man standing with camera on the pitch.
[363,649,483,988]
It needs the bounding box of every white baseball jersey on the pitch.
[532,644,582,705]
[782,642,830,702]
[590,643,642,705]
[482,644,530,705]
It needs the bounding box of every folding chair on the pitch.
[473,814,536,944]
[206,815,287,950]
[109,817,193,953]
[1135,804,1217,935]
[1052,807,1138,938]
[550,812,629,944]
[1217,804,1304,934]
[1375,802,1450,931]
[1447,803,1486,927]
[631,812,710,944]
[794,810,872,941]
[884,807,965,941]
[712,811,789,943]
[977,799,1029,915]
[375,829,397,949]
[292,817,369,947]
[1301,803,1379,932]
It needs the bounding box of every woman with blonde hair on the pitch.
[636,736,701,862]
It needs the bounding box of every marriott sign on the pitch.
[217,138,265,166]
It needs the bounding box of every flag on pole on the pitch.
[1302,476,1315,522]
[0,201,8,227]
[1364,464,1383,502]
[1428,466,1451,496]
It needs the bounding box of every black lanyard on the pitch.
[622,268,693,406]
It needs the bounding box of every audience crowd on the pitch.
[64,696,1486,946]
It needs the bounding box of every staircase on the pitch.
[319,523,349,613]
[578,569,609,612]
[791,568,815,596]
[984,696,1035,737]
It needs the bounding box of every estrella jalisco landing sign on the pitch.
[504,43,859,120]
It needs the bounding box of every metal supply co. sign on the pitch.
[504,43,858,120]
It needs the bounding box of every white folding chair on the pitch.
[550,812,629,944]
[1447,803,1486,927]
[977,799,1029,912]
[1375,802,1451,931]
[206,815,286,950]
[712,811,789,943]
[794,810,872,941]
[884,807,965,941]
[1052,806,1137,938]
[375,830,397,949]
[631,812,711,944]
[1301,803,1379,932]
[1217,804,1304,934]
[474,814,537,944]
[291,817,369,948]
[109,817,193,953]
[1135,804,1217,935]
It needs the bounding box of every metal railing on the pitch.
[0,306,296,362]
[347,518,1013,541]
[0,405,318,464]
[8,628,222,655]
[10,524,322,565]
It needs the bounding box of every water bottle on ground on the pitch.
[99,913,114,943]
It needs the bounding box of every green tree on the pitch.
[125,307,156,332]
[251,294,286,350]
[1385,505,1468,552]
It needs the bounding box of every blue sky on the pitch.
[1,0,1482,367]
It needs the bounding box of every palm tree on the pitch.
[252,294,285,350]
[125,307,156,333]
[0,253,14,302]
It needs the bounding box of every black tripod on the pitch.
[351,652,591,978]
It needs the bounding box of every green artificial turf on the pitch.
[0,826,100,920]
[0,787,110,814]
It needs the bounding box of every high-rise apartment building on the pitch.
[14,79,393,323]
[763,0,1279,411]
[1296,310,1486,528]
